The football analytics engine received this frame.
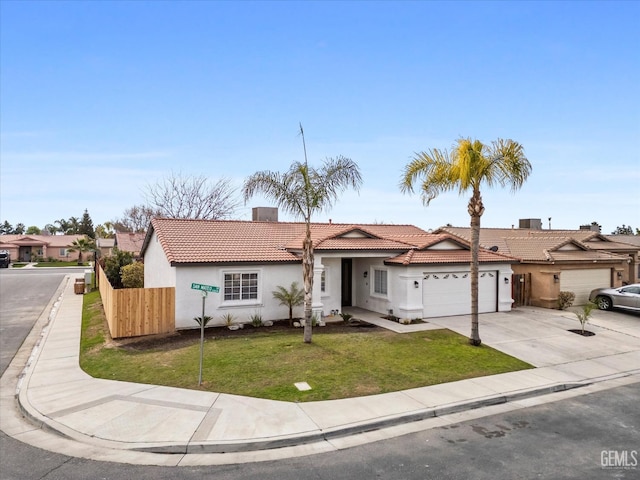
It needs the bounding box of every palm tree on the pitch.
[400,138,531,346]
[272,282,305,326]
[55,218,70,234]
[243,124,362,343]
[44,223,59,235]
[67,237,96,265]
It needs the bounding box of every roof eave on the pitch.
[169,260,302,267]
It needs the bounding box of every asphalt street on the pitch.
[1,382,637,480]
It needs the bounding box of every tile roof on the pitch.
[147,218,306,264]
[115,232,146,254]
[145,218,510,266]
[385,248,516,266]
[606,235,640,247]
[437,227,633,263]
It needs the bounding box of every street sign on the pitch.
[191,283,220,293]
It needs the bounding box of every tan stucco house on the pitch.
[0,234,90,263]
[438,223,637,308]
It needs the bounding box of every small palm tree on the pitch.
[401,138,531,346]
[244,124,362,343]
[273,282,305,326]
[67,237,96,265]
[575,302,596,335]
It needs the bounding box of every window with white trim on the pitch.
[59,248,68,256]
[224,272,258,301]
[373,268,388,295]
[321,269,326,293]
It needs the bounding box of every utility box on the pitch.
[84,269,92,290]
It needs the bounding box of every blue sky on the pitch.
[1,1,639,234]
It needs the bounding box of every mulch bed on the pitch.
[567,329,595,337]
[113,318,379,352]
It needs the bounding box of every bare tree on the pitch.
[112,205,160,233]
[144,172,240,220]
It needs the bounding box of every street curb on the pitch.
[15,378,599,455]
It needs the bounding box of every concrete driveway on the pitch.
[429,306,640,368]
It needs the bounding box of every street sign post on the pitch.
[191,282,219,385]
[191,283,220,293]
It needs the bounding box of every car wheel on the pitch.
[595,295,612,311]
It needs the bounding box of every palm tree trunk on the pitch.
[468,189,485,346]
[302,224,314,343]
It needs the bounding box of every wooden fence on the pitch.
[98,265,175,338]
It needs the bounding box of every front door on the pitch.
[19,246,31,262]
[341,258,352,307]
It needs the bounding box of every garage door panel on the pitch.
[423,271,497,318]
[560,269,610,305]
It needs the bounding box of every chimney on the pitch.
[518,218,542,230]
[252,207,278,222]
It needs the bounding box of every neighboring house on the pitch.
[606,235,640,281]
[438,222,636,307]
[142,216,517,329]
[115,232,146,259]
[96,237,115,258]
[0,234,90,263]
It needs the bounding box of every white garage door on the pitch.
[561,269,611,305]
[423,271,497,318]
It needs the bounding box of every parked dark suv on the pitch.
[0,251,10,268]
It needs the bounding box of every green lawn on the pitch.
[80,291,533,402]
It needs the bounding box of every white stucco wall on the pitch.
[351,261,514,320]
[317,256,342,315]
[145,233,514,329]
[143,231,176,288]
[174,263,305,329]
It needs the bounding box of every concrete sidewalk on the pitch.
[1,275,639,466]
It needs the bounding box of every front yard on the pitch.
[80,291,533,402]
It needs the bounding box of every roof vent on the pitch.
[252,207,278,222]
[489,246,499,252]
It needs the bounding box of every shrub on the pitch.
[558,291,575,310]
[339,312,353,323]
[102,247,133,288]
[121,262,144,288]
[193,315,213,327]
[221,313,236,327]
[250,311,263,327]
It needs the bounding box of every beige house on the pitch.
[438,224,637,308]
[0,234,90,263]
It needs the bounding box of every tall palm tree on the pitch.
[67,237,96,265]
[400,138,531,346]
[243,124,362,343]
